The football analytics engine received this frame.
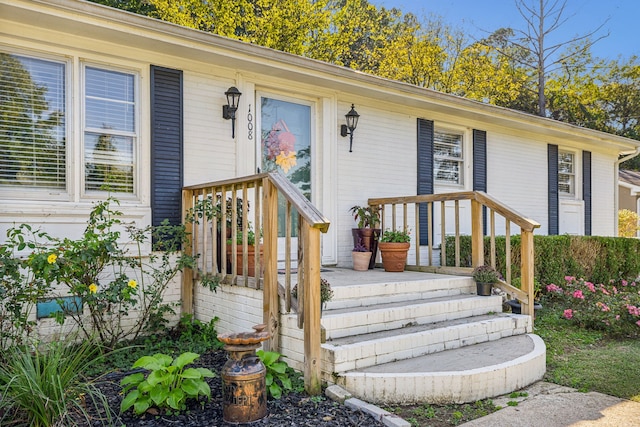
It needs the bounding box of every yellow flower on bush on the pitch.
[89,283,98,294]
[128,279,137,289]
[47,253,57,264]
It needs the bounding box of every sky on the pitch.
[373,0,639,61]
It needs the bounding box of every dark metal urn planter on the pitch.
[506,299,543,315]
[217,324,270,424]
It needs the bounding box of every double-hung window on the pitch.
[0,50,139,198]
[434,130,464,185]
[558,151,575,196]
[0,53,66,191]
[84,66,136,194]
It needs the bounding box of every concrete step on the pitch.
[337,334,547,404]
[322,313,531,372]
[325,275,476,310]
[321,294,504,340]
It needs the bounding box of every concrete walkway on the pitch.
[459,382,640,427]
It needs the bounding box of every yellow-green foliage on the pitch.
[618,209,640,238]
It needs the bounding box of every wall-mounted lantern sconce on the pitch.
[222,86,242,138]
[340,104,360,152]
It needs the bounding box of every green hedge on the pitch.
[444,235,640,285]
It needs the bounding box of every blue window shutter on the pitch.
[548,144,559,235]
[583,150,592,235]
[473,129,487,235]
[417,119,434,245]
[150,66,183,228]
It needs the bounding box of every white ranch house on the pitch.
[2,0,640,405]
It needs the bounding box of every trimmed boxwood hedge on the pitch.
[444,235,640,285]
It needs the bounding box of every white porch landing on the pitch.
[281,269,546,405]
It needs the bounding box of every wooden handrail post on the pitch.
[471,199,484,268]
[521,230,535,324]
[181,189,195,315]
[262,178,280,352]
[302,224,322,395]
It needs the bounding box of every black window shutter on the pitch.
[583,150,592,236]
[417,119,434,245]
[150,66,183,228]
[473,129,487,235]
[548,144,559,235]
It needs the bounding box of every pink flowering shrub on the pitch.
[543,277,640,337]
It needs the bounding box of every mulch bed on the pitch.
[81,350,381,426]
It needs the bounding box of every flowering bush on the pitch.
[3,198,199,351]
[543,276,640,337]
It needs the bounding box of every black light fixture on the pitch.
[222,86,242,138]
[340,104,360,152]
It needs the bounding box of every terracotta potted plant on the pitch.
[352,239,372,271]
[227,226,263,276]
[349,205,381,269]
[378,228,411,272]
[472,265,500,296]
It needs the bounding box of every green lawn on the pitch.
[535,301,640,402]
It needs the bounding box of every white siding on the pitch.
[487,130,548,235]
[336,104,416,267]
[592,150,617,235]
[183,71,237,185]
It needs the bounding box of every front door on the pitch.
[259,96,312,263]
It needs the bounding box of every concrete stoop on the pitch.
[337,334,547,404]
[311,270,546,405]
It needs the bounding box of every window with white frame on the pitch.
[434,130,464,185]
[0,51,139,197]
[84,66,136,194]
[0,53,67,191]
[558,151,575,196]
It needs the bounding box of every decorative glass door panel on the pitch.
[260,97,311,239]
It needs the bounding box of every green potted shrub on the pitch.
[472,265,500,296]
[378,228,411,272]
[349,205,381,270]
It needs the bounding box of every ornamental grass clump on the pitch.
[543,276,640,337]
[0,338,113,427]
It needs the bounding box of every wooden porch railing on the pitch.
[368,191,541,320]
[181,171,330,395]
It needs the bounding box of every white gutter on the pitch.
[614,148,640,236]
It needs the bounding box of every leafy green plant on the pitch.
[380,228,411,243]
[120,352,215,415]
[349,205,380,229]
[291,277,334,306]
[0,224,52,352]
[0,338,113,427]
[256,350,295,399]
